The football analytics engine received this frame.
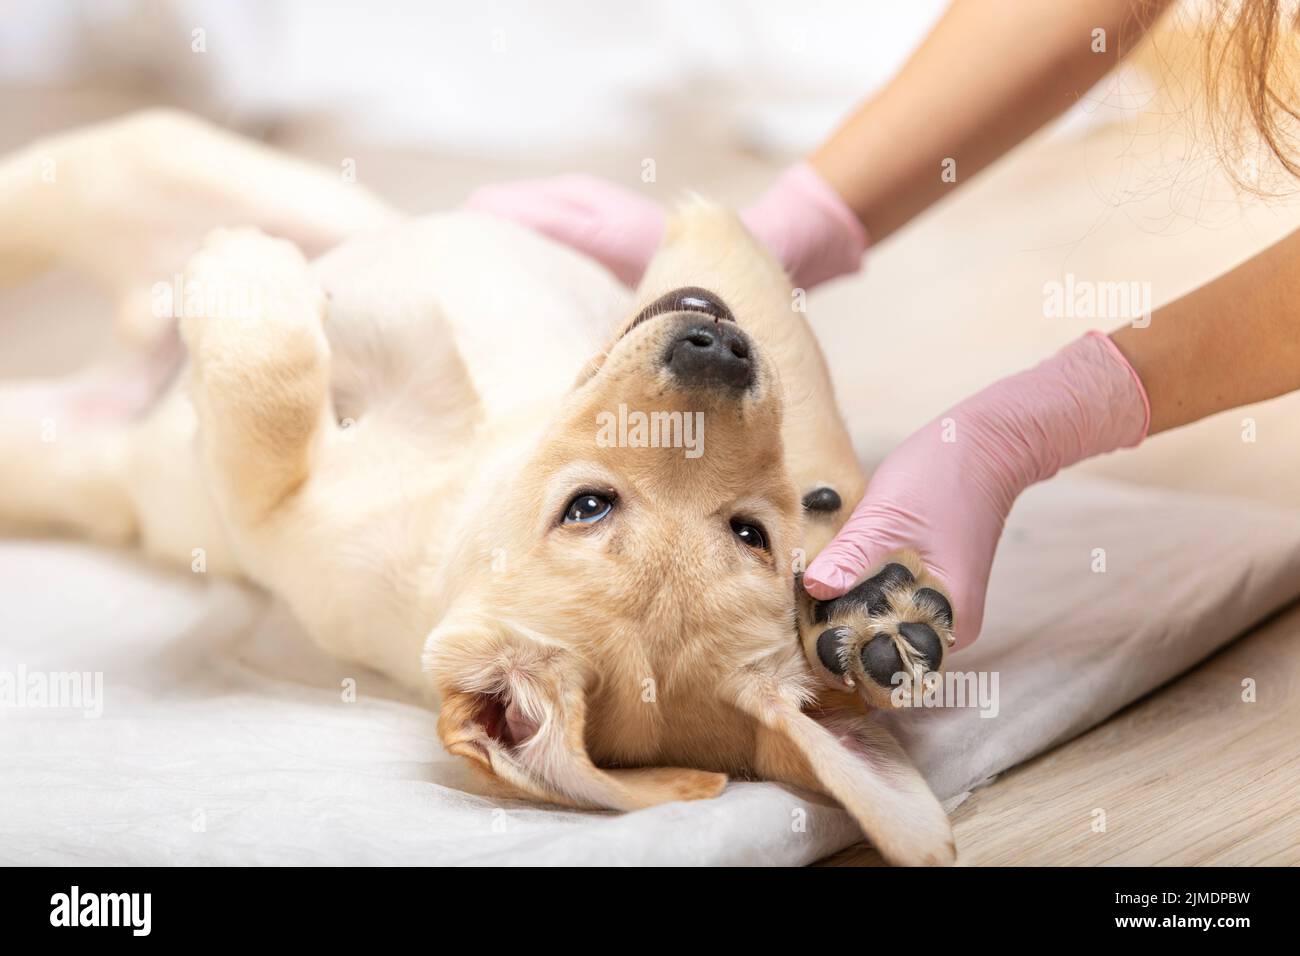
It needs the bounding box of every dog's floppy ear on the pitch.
[726,667,956,866]
[424,612,726,810]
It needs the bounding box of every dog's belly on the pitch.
[312,212,631,425]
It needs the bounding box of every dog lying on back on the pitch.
[0,112,957,864]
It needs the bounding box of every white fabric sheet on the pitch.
[3,476,1299,865]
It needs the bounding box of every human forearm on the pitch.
[812,0,1173,242]
[1111,227,1300,434]
[808,225,1300,634]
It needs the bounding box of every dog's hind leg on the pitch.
[0,407,137,545]
[179,228,335,531]
[0,337,243,574]
[0,328,186,543]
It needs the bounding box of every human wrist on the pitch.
[741,161,869,289]
[954,331,1151,510]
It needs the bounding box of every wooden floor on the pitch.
[821,601,1300,866]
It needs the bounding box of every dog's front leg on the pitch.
[180,228,335,529]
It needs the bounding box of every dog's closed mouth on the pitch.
[622,286,735,339]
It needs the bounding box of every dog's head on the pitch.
[426,203,953,865]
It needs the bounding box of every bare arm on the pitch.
[1111,228,1300,434]
[811,0,1300,429]
[812,0,1174,242]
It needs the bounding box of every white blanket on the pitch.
[3,476,1299,865]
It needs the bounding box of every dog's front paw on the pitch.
[179,228,323,353]
[798,551,954,709]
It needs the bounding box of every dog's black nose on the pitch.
[664,320,754,390]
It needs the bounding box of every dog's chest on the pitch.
[314,212,631,423]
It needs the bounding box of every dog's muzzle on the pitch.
[663,318,753,391]
[628,287,753,392]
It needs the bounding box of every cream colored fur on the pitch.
[0,112,955,865]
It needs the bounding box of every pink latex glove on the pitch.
[464,162,868,289]
[804,332,1151,650]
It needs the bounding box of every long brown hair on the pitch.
[1206,0,1300,188]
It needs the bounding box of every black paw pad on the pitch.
[898,622,944,672]
[913,587,952,628]
[812,562,915,624]
[860,633,905,686]
[801,487,842,513]
[816,626,852,675]
[873,562,915,590]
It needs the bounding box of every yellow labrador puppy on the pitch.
[0,112,956,865]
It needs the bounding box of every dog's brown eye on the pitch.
[563,493,614,525]
[730,518,768,551]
